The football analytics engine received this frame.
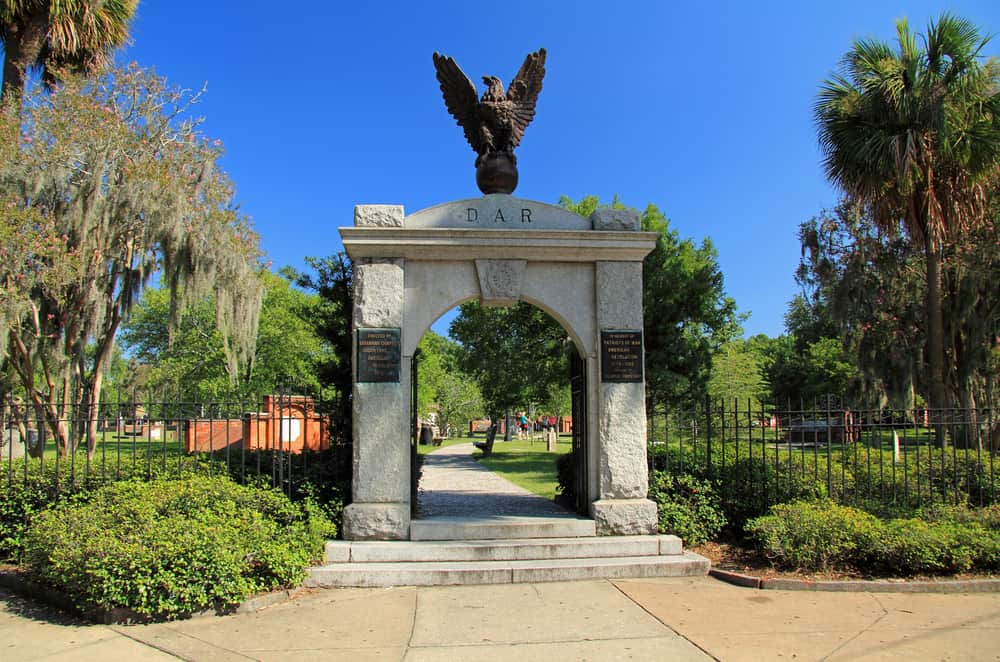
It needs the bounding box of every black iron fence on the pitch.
[648,399,999,518]
[0,391,350,498]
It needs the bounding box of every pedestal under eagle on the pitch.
[432,48,546,195]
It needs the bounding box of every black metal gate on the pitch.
[569,346,589,515]
[410,350,421,517]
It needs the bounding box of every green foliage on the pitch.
[647,472,726,546]
[841,446,1000,510]
[748,330,858,407]
[0,457,204,561]
[748,500,1000,574]
[22,476,332,620]
[215,446,351,532]
[451,301,569,421]
[2,65,263,454]
[815,14,1000,413]
[714,456,829,527]
[0,445,350,562]
[647,439,829,529]
[415,332,483,436]
[748,500,882,571]
[292,254,353,444]
[119,271,325,399]
[707,341,769,410]
[0,0,137,114]
[559,196,742,408]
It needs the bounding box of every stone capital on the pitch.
[355,205,404,227]
[590,209,641,231]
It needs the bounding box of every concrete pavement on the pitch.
[4,576,1000,661]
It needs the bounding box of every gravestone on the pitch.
[1,428,25,459]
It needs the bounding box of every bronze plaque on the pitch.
[356,328,401,383]
[601,330,643,383]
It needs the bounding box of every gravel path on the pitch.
[416,442,574,518]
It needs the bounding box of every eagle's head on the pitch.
[481,76,506,102]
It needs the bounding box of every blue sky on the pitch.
[119,1,998,339]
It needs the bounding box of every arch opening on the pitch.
[411,300,581,519]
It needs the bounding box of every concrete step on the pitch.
[409,515,596,541]
[306,552,711,588]
[325,535,682,563]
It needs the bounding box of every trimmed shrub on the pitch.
[647,472,726,546]
[747,500,881,571]
[215,446,351,533]
[22,475,334,620]
[875,514,1000,574]
[1,446,351,561]
[748,500,1000,575]
[0,458,200,561]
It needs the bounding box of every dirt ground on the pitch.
[691,540,1000,582]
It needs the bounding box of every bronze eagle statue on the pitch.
[432,48,546,194]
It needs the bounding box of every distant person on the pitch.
[518,412,529,439]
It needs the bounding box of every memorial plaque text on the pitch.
[357,329,401,383]
[601,330,643,383]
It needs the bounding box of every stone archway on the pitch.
[340,194,658,540]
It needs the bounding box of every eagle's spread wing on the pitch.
[433,53,483,154]
[506,48,546,148]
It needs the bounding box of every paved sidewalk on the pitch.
[5,577,1000,661]
[417,442,573,518]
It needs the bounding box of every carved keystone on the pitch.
[475,259,527,307]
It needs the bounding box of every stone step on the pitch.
[409,515,596,541]
[306,552,710,588]
[325,535,682,564]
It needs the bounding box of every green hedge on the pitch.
[22,476,335,620]
[0,458,203,561]
[1,446,351,561]
[649,439,999,528]
[647,472,725,546]
[746,500,882,571]
[213,446,351,534]
[747,500,1000,575]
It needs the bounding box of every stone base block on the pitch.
[591,499,657,536]
[659,534,683,555]
[342,502,410,540]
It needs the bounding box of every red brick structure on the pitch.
[184,395,330,454]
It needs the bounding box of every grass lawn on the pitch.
[473,436,571,501]
[10,430,185,463]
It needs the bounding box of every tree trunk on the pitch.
[85,328,120,458]
[925,238,947,448]
[85,370,105,458]
[0,8,49,117]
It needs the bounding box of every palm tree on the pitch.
[815,14,1000,429]
[1,0,138,114]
